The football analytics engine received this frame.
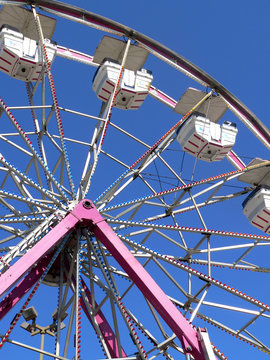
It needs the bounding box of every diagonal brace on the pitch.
[0,199,210,360]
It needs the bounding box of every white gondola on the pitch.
[176,112,238,162]
[0,24,56,81]
[242,188,270,233]
[92,58,153,110]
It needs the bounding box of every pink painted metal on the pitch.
[0,253,53,320]
[0,199,205,359]
[9,0,270,148]
[227,150,246,170]
[56,45,95,65]
[66,258,127,358]
[80,278,127,358]
[0,202,91,298]
[149,86,176,108]
[86,202,204,360]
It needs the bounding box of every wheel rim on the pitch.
[0,2,269,360]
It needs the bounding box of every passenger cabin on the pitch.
[0,6,57,82]
[92,58,153,110]
[176,112,238,162]
[0,24,56,81]
[242,188,270,233]
[92,36,151,110]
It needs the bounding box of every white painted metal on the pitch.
[92,59,153,110]
[0,25,57,81]
[0,5,56,40]
[174,87,228,123]
[243,187,270,233]
[93,35,149,70]
[0,2,269,359]
[238,157,270,187]
[177,112,238,161]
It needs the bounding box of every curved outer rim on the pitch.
[0,2,269,358]
[4,0,270,147]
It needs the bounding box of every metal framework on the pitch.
[0,1,269,360]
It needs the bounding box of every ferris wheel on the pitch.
[0,1,269,360]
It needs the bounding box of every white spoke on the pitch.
[0,2,268,360]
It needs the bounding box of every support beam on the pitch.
[0,253,53,320]
[0,199,206,360]
[80,278,127,358]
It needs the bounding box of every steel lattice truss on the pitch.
[0,1,269,360]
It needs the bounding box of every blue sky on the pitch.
[0,1,270,360]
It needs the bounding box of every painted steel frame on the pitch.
[0,1,269,358]
[0,199,209,360]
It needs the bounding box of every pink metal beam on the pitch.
[0,253,53,320]
[85,202,204,360]
[0,200,205,359]
[66,259,127,358]
[227,150,246,170]
[0,249,126,357]
[0,203,90,298]
[149,86,176,108]
[80,278,127,358]
[56,45,95,66]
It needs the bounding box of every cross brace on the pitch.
[0,199,215,360]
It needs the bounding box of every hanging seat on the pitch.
[92,58,153,110]
[0,24,56,82]
[176,112,238,162]
[242,187,270,233]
